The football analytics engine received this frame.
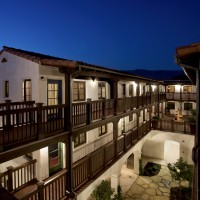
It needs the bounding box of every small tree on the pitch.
[168,157,193,188]
[92,180,114,200]
[92,180,124,200]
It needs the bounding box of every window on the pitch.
[98,125,107,136]
[48,83,59,105]
[23,79,32,101]
[73,81,85,101]
[49,143,62,175]
[129,84,133,96]
[167,102,175,109]
[121,84,126,97]
[183,86,192,93]
[98,82,106,99]
[4,81,9,97]
[167,85,175,93]
[73,132,86,147]
[184,103,193,110]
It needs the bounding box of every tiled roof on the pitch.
[3,46,76,68]
[2,46,160,82]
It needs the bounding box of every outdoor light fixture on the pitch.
[40,76,45,80]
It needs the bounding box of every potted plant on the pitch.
[187,109,196,133]
[151,115,159,129]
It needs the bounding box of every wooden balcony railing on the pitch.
[0,101,35,111]
[166,92,196,101]
[21,169,68,200]
[156,119,194,134]
[1,117,194,199]
[0,93,165,152]
[0,159,37,192]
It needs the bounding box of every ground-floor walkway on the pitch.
[121,156,188,200]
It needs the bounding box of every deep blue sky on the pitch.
[1,0,200,70]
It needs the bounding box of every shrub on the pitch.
[92,180,124,200]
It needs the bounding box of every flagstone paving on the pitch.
[124,165,189,200]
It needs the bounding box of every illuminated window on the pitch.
[167,86,175,93]
[74,132,86,147]
[98,82,106,99]
[4,80,9,97]
[98,125,107,136]
[23,79,32,101]
[73,81,85,101]
[183,86,192,93]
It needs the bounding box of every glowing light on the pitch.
[152,85,156,92]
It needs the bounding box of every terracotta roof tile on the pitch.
[3,46,76,68]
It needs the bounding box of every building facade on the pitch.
[0,46,196,199]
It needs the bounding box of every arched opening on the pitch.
[164,140,180,163]
[120,153,137,195]
[127,153,134,169]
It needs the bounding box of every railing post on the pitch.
[36,103,44,139]
[130,96,134,110]
[114,99,117,115]
[4,100,12,130]
[171,119,174,132]
[123,133,126,152]
[102,98,106,119]
[123,96,126,112]
[7,166,14,192]
[184,120,186,133]
[86,98,92,125]
[37,181,44,200]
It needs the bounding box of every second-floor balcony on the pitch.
[0,93,166,153]
[166,92,196,101]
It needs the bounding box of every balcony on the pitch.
[166,92,196,101]
[0,93,166,153]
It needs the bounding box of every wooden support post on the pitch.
[36,103,44,139]
[86,98,92,124]
[7,166,14,192]
[4,100,11,130]
[37,181,44,200]
[102,98,106,119]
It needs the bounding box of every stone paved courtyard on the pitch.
[124,165,188,200]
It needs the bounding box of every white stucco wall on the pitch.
[77,130,194,199]
[32,147,49,181]
[142,130,194,164]
[0,52,40,102]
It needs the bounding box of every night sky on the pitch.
[1,0,200,71]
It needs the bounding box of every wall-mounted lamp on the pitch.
[40,76,46,80]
